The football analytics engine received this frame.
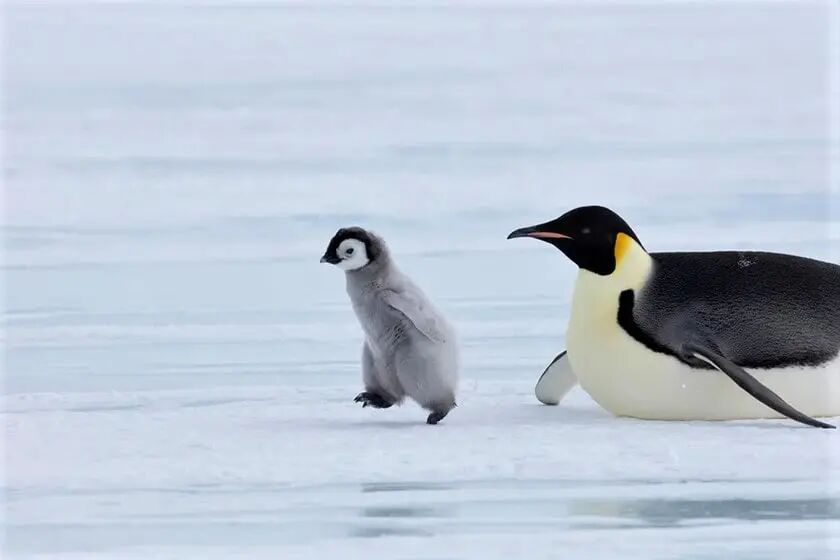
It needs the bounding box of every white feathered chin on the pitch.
[336,239,370,271]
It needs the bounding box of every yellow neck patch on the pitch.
[614,232,635,265]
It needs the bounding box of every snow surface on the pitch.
[3,1,840,558]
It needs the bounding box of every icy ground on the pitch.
[4,1,840,558]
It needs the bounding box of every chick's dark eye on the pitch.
[346,248,355,255]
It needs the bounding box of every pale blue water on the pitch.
[6,479,839,557]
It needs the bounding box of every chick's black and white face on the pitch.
[333,238,369,271]
[321,227,378,272]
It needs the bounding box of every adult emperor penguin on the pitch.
[321,227,459,425]
[508,206,840,428]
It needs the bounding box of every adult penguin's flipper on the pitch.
[535,351,578,405]
[683,342,835,429]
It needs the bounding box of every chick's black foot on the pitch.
[426,410,450,425]
[354,392,393,409]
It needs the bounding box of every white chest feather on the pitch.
[565,237,840,420]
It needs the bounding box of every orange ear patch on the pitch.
[614,232,635,263]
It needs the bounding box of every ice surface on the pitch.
[3,1,840,559]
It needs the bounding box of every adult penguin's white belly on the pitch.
[565,245,840,421]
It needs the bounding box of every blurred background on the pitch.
[3,2,839,559]
[5,1,838,394]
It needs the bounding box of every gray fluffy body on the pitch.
[321,227,459,424]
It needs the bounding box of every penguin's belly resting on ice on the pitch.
[510,206,840,428]
[566,250,840,423]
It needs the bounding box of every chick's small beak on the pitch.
[321,252,342,264]
[507,225,572,241]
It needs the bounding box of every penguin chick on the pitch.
[321,227,459,425]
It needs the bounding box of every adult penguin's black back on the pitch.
[636,251,840,369]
